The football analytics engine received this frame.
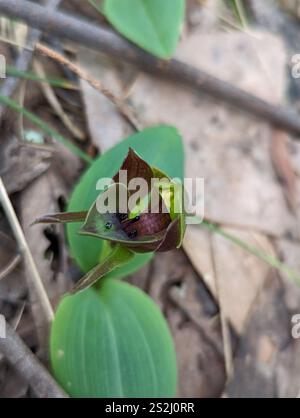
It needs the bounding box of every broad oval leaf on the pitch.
[102,0,185,59]
[67,125,184,275]
[51,279,177,397]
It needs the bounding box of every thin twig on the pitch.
[209,235,234,379]
[33,59,85,141]
[0,322,67,398]
[35,42,141,131]
[10,300,26,331]
[0,177,54,323]
[0,253,21,281]
[0,0,61,121]
[0,0,300,137]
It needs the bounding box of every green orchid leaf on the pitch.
[51,279,177,397]
[101,0,185,59]
[71,246,134,294]
[67,125,184,275]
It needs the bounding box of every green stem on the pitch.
[0,95,93,164]
[202,220,300,287]
[6,66,76,89]
[228,0,248,27]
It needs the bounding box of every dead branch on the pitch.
[0,322,67,398]
[0,177,54,323]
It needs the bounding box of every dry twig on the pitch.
[0,177,54,323]
[0,322,67,398]
[33,59,85,141]
[0,253,21,281]
[35,43,141,131]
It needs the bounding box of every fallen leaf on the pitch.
[77,49,135,153]
[226,274,300,398]
[0,135,52,194]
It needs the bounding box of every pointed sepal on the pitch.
[32,211,88,226]
[70,245,134,294]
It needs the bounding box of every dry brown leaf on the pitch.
[0,136,52,194]
[226,273,300,398]
[77,49,135,153]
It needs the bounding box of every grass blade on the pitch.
[0,95,92,164]
[7,66,77,89]
[201,219,300,286]
[227,0,248,27]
